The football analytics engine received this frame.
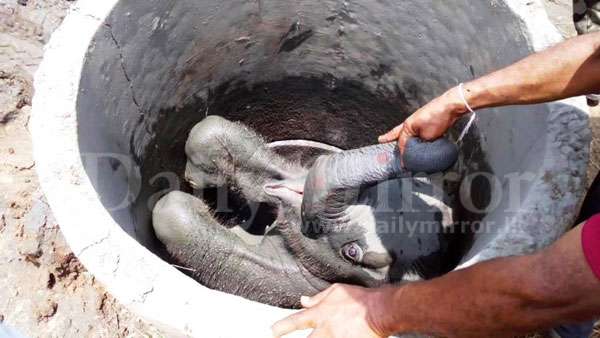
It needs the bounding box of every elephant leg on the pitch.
[152,191,327,308]
[184,115,307,204]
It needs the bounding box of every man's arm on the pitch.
[272,224,600,338]
[466,32,600,107]
[379,31,600,152]
[383,224,600,337]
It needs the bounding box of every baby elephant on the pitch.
[153,115,458,308]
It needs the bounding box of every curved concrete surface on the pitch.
[31,0,590,337]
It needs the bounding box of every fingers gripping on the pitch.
[301,285,336,308]
[272,310,317,337]
[378,124,403,143]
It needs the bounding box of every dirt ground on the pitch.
[0,0,598,337]
[0,0,163,337]
[542,0,600,185]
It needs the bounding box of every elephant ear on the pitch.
[301,138,458,237]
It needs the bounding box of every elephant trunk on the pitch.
[301,138,458,237]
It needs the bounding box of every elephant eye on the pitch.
[341,243,363,264]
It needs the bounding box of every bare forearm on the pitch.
[379,226,600,337]
[385,255,555,337]
[462,32,600,111]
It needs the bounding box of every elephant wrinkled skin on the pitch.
[152,116,458,308]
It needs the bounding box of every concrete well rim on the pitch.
[30,0,588,337]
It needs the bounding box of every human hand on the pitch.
[378,86,468,153]
[271,284,393,338]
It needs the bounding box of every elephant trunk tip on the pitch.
[403,137,459,174]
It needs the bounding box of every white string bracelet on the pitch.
[457,82,477,142]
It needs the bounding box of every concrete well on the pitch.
[32,0,590,337]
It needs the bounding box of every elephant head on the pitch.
[300,139,459,284]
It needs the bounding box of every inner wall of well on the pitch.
[76,0,549,261]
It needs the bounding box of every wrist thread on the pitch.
[458,83,475,113]
[457,83,477,142]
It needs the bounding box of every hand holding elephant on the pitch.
[378,87,468,153]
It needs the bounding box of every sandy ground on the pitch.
[0,1,163,337]
[542,0,600,185]
[0,0,597,337]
